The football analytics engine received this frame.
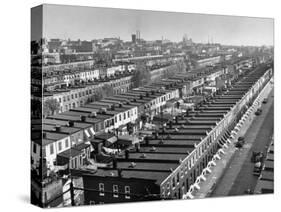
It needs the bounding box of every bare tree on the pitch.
[43,98,60,117]
[131,62,151,88]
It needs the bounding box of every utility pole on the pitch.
[70,178,75,206]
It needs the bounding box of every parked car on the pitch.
[251,151,264,163]
[235,136,245,148]
[255,108,262,115]
[262,98,268,104]
[253,161,263,176]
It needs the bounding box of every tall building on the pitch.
[132,34,136,44]
[136,30,141,42]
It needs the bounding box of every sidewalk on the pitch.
[191,79,273,199]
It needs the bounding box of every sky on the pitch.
[32,4,274,46]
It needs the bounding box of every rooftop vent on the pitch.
[54,125,61,132]
[68,121,74,127]
[129,162,136,168]
[150,146,157,152]
[89,112,97,118]
[158,139,164,144]
[179,158,183,164]
[140,153,146,158]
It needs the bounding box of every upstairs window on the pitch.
[99,183,105,196]
[49,143,54,155]
[125,186,130,199]
[113,185,118,198]
[33,143,37,154]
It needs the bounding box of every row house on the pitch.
[106,65,123,77]
[43,74,134,114]
[41,60,95,73]
[31,122,93,173]
[106,75,133,95]
[43,82,104,113]
[196,56,221,68]
[64,69,100,86]
[80,62,273,204]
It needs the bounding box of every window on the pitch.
[71,94,74,99]
[127,111,130,118]
[33,143,37,154]
[113,185,118,198]
[49,143,54,155]
[65,139,69,148]
[124,113,126,120]
[125,186,130,199]
[119,114,121,121]
[58,142,62,151]
[99,183,105,196]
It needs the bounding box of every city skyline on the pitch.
[32,4,274,46]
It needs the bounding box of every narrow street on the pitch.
[211,89,274,197]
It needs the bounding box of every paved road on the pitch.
[211,90,274,197]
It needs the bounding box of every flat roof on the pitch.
[147,139,199,147]
[92,168,170,185]
[255,180,274,193]
[260,170,274,182]
[115,161,179,172]
[117,152,188,162]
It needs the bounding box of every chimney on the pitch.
[117,169,122,177]
[145,137,149,145]
[42,132,47,138]
[125,149,129,159]
[89,112,97,118]
[80,115,86,122]
[112,157,117,169]
[55,125,61,132]
[68,121,74,127]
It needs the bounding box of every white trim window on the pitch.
[125,186,130,199]
[113,185,118,198]
[99,183,105,196]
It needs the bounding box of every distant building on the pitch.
[132,34,136,44]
